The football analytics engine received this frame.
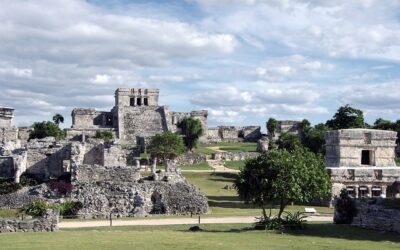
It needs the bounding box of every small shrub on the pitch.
[24,200,48,217]
[19,173,40,186]
[0,178,22,195]
[95,130,113,141]
[58,200,83,217]
[282,211,307,230]
[48,180,73,195]
[255,212,307,231]
[334,189,357,224]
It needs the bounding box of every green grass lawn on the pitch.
[155,162,213,171]
[224,160,246,170]
[195,142,257,155]
[0,223,399,249]
[183,172,333,216]
[0,209,20,218]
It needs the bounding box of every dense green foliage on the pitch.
[29,121,65,140]
[147,131,186,162]
[52,114,64,126]
[301,123,329,154]
[326,104,365,129]
[23,200,49,217]
[94,130,114,141]
[267,118,277,137]
[276,132,302,151]
[235,148,331,219]
[23,200,83,217]
[333,189,357,224]
[177,117,204,151]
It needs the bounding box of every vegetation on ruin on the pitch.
[267,117,277,137]
[0,223,399,249]
[94,130,113,141]
[23,200,83,217]
[276,132,302,151]
[235,148,331,220]
[177,117,204,151]
[29,121,65,140]
[147,131,186,162]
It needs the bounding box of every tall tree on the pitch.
[235,147,331,219]
[52,114,64,126]
[267,118,278,138]
[147,131,186,165]
[326,104,365,129]
[177,117,204,151]
[302,123,329,155]
[276,132,302,152]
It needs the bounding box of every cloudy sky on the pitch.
[1,0,400,129]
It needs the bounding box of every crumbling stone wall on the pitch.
[212,152,260,161]
[0,209,59,233]
[175,152,207,166]
[205,126,261,143]
[73,165,141,183]
[351,200,400,234]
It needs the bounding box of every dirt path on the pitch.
[207,159,239,172]
[59,215,333,229]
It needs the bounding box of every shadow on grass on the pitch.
[183,223,400,243]
[210,172,238,179]
[207,196,240,202]
[208,201,255,209]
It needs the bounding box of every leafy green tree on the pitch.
[276,132,302,151]
[147,131,186,164]
[302,123,329,155]
[235,148,331,219]
[301,119,311,130]
[267,118,277,138]
[177,117,204,151]
[326,104,365,129]
[29,121,65,140]
[52,114,64,126]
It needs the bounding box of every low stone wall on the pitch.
[175,152,207,166]
[0,209,59,233]
[212,152,260,161]
[351,200,400,234]
[73,165,141,183]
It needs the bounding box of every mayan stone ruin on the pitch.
[325,129,400,198]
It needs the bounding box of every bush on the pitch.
[255,212,307,231]
[48,180,73,195]
[95,130,113,141]
[24,200,48,217]
[0,178,22,195]
[334,189,357,224]
[29,121,65,140]
[58,200,83,217]
[19,173,40,186]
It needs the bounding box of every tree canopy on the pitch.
[147,131,186,162]
[301,123,329,155]
[52,114,64,126]
[267,118,277,137]
[235,147,331,219]
[326,104,365,129]
[276,132,302,151]
[177,117,204,151]
[29,121,65,140]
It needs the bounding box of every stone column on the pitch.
[135,158,141,169]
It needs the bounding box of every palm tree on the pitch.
[52,114,64,126]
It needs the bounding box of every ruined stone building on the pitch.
[325,129,400,198]
[66,88,208,149]
[268,120,303,141]
[205,126,261,143]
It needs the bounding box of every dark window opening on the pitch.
[144,98,148,106]
[374,170,382,180]
[105,115,113,126]
[346,186,355,198]
[361,150,372,165]
[371,187,381,197]
[359,186,368,198]
[137,98,142,106]
[130,98,135,106]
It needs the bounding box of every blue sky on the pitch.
[1,0,400,130]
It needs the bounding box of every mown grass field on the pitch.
[0,223,399,250]
[183,172,333,216]
[155,162,213,171]
[223,160,246,170]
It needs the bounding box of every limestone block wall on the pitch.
[0,108,14,128]
[71,109,114,129]
[325,129,397,168]
[115,88,159,107]
[351,201,400,234]
[242,126,262,141]
[175,152,207,166]
[118,106,167,144]
[0,128,18,144]
[0,156,14,178]
[73,165,141,183]
[0,209,59,233]
[212,152,260,161]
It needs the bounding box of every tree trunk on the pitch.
[277,198,286,219]
[261,204,267,221]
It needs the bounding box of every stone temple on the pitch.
[66,88,208,149]
[325,129,400,198]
